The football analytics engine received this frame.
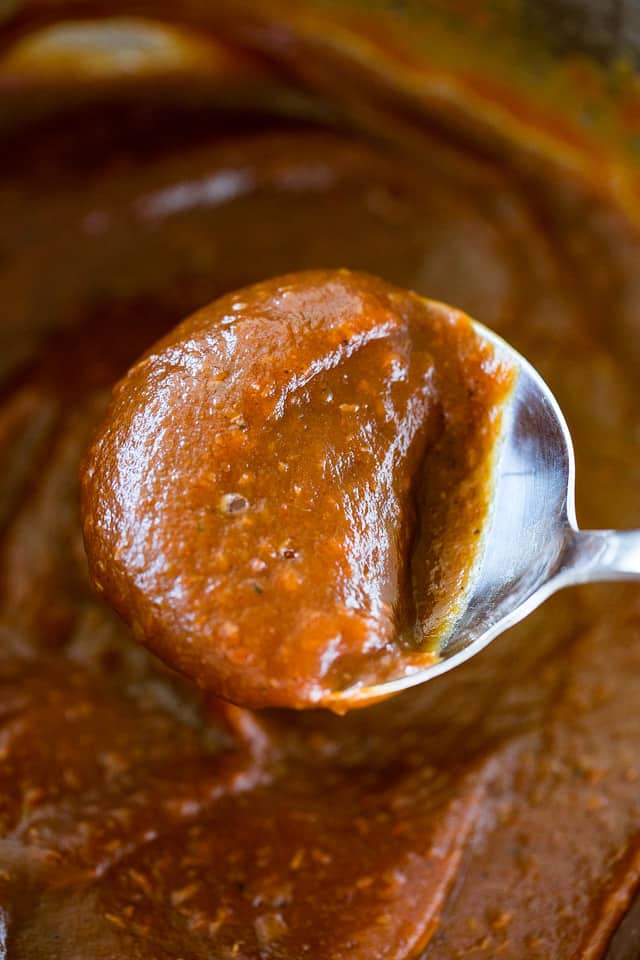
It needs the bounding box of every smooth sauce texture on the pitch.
[0,27,639,960]
[80,269,512,709]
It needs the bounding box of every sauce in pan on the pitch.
[1,16,639,960]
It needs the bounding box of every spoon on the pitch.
[331,321,640,708]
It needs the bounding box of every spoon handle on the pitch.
[559,529,640,586]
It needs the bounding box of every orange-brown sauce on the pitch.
[80,269,513,709]
[0,26,639,960]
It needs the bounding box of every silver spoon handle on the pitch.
[558,528,640,587]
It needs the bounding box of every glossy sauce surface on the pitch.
[80,269,512,709]
[0,44,639,960]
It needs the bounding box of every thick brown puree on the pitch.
[80,269,512,710]
[1,29,640,960]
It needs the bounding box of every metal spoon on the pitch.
[331,320,640,708]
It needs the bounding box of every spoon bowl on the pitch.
[331,319,640,709]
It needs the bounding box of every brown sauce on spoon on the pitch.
[80,269,513,709]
